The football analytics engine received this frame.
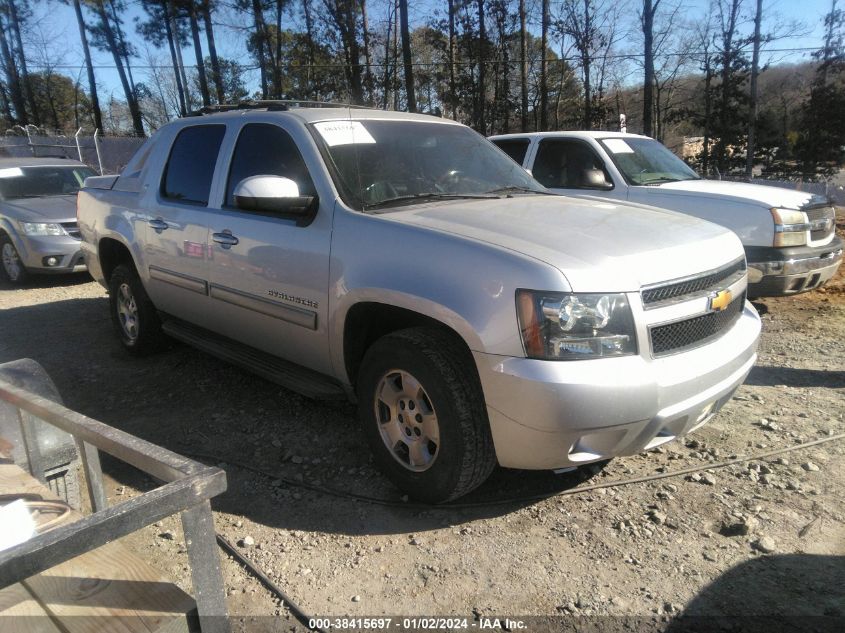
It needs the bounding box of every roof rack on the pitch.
[186,100,377,117]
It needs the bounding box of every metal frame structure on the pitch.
[0,377,230,633]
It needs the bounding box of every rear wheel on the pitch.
[108,264,166,355]
[357,327,496,503]
[0,235,29,285]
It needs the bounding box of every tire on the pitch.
[108,264,166,355]
[0,234,30,285]
[357,327,496,503]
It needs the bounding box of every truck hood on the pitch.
[388,195,743,292]
[653,179,826,210]
[0,195,77,222]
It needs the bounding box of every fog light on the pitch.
[42,256,60,267]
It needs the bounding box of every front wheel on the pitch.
[0,235,29,285]
[108,264,166,355]
[357,327,496,503]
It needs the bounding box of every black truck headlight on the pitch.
[516,290,637,360]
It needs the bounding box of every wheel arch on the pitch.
[98,237,137,283]
[339,297,481,390]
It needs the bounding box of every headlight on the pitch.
[20,222,66,236]
[771,208,809,247]
[516,290,637,360]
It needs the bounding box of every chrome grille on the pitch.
[804,205,835,241]
[61,222,81,239]
[650,292,746,357]
[641,258,746,308]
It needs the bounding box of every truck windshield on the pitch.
[0,165,96,200]
[598,138,700,185]
[310,119,545,210]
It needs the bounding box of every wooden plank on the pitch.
[0,462,196,633]
[0,583,62,632]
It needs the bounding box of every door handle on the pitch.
[148,218,169,232]
[212,231,239,249]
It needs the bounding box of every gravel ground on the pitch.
[1,220,843,632]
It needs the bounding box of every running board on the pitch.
[161,319,348,400]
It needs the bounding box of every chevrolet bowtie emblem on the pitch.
[709,289,732,312]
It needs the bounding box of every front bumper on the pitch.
[474,302,761,470]
[746,238,843,297]
[12,233,86,274]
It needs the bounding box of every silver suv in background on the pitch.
[77,104,760,502]
[0,158,95,284]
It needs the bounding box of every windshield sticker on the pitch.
[314,121,376,147]
[604,139,635,154]
[0,167,24,178]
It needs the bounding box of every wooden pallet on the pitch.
[0,461,197,633]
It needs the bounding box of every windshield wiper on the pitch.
[365,192,499,210]
[485,186,554,195]
[639,176,684,185]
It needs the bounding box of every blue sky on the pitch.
[21,0,836,105]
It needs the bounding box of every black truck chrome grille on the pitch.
[641,258,746,307]
[650,292,746,356]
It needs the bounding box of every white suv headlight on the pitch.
[20,222,66,236]
[771,208,809,247]
[516,290,638,360]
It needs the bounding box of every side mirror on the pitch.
[233,176,317,216]
[582,169,613,190]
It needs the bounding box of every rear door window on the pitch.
[161,125,226,205]
[492,139,531,166]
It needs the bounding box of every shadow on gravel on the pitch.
[0,296,614,535]
[746,365,845,388]
[665,554,844,632]
[0,272,92,291]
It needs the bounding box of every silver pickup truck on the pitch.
[78,105,761,502]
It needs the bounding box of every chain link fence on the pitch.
[0,132,146,175]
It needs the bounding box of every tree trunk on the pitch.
[93,0,144,135]
[582,0,592,129]
[303,0,317,100]
[188,3,210,107]
[0,14,26,124]
[251,0,269,98]
[73,0,104,130]
[169,1,191,111]
[272,0,283,97]
[202,0,225,104]
[642,0,656,136]
[519,0,528,131]
[399,0,416,112]
[745,0,763,178]
[703,55,712,176]
[361,0,374,103]
[447,0,456,118]
[476,0,486,131]
[6,0,38,125]
[108,0,136,98]
[381,2,392,109]
[540,0,549,130]
[0,82,12,126]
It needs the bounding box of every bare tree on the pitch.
[519,0,528,130]
[71,0,103,130]
[400,0,415,111]
[745,0,762,177]
[540,0,549,130]
[641,0,659,136]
